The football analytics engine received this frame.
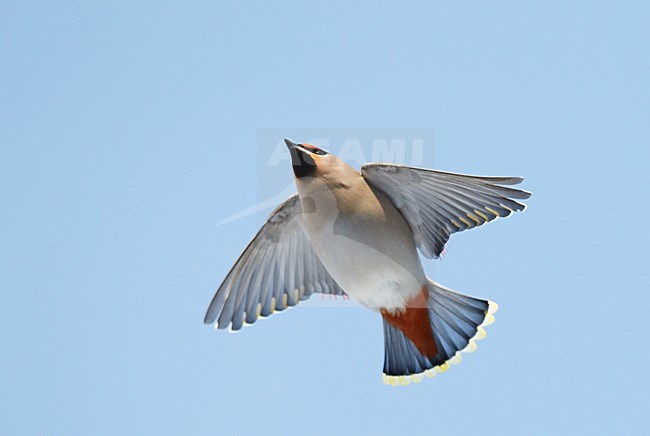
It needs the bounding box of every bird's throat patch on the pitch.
[290,148,317,178]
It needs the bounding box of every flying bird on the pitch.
[204,139,531,386]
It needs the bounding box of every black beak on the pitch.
[285,138,316,178]
[284,138,298,149]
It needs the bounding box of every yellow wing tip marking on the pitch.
[485,207,501,217]
[474,209,489,222]
[282,294,288,309]
[382,300,498,387]
[467,213,482,225]
[458,216,472,227]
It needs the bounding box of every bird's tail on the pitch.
[382,279,498,386]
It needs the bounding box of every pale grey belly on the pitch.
[307,219,426,311]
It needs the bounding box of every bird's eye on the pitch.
[312,148,328,156]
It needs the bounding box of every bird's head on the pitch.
[284,138,361,202]
[285,139,337,179]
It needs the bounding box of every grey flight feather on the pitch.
[362,164,532,259]
[204,194,345,331]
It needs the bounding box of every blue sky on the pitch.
[2,1,649,434]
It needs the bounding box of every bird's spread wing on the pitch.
[204,194,345,331]
[362,164,531,259]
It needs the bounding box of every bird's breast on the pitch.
[299,180,426,312]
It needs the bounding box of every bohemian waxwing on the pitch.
[205,139,531,386]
